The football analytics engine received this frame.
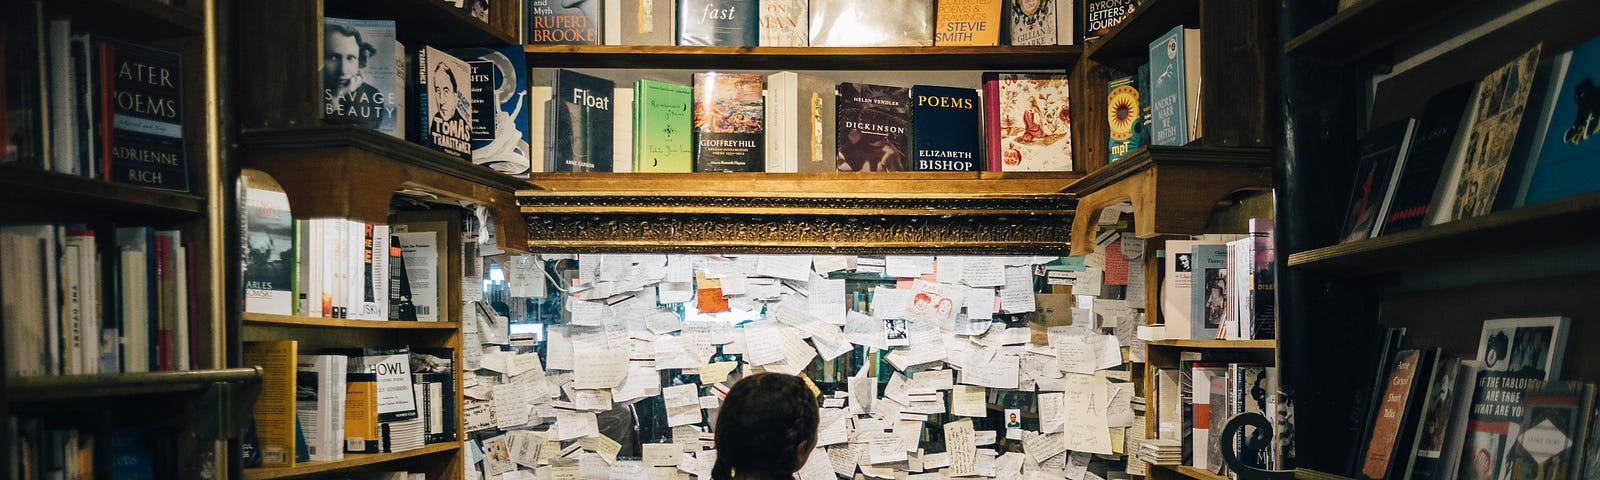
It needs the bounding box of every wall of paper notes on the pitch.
[458,252,1146,480]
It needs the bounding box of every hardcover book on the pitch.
[633,79,693,172]
[678,0,759,46]
[621,0,678,45]
[321,18,399,137]
[414,47,473,160]
[1107,74,1143,162]
[1340,119,1415,243]
[549,69,615,172]
[1083,0,1135,41]
[692,72,764,172]
[1463,316,1571,480]
[983,72,1072,171]
[1007,0,1057,46]
[243,186,294,316]
[810,0,935,47]
[1525,36,1600,206]
[1503,380,1592,480]
[836,82,911,172]
[758,0,808,46]
[295,354,348,462]
[526,0,602,44]
[910,85,980,171]
[934,0,1001,46]
[1379,82,1474,235]
[102,39,188,191]
[1189,244,1227,340]
[1417,359,1479,480]
[1358,348,1438,480]
[764,72,836,173]
[1148,25,1200,146]
[448,46,533,177]
[1448,45,1542,221]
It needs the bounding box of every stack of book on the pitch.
[1139,438,1182,466]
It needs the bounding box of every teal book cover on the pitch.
[1148,25,1194,146]
[1107,74,1143,162]
[1526,37,1600,205]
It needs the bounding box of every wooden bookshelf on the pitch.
[1282,0,1484,64]
[242,442,460,480]
[1084,0,1198,66]
[324,0,515,46]
[42,0,204,39]
[1145,339,1276,350]
[7,368,261,402]
[237,126,530,254]
[525,171,1081,195]
[0,166,206,217]
[1288,191,1600,275]
[1063,146,1273,256]
[522,45,1082,70]
[243,313,462,331]
[1152,464,1228,480]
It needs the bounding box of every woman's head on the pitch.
[712,372,819,480]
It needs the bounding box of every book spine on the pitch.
[47,19,76,175]
[983,74,1002,171]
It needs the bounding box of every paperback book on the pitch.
[1357,348,1438,480]
[1148,25,1200,146]
[1525,35,1600,205]
[934,0,1002,46]
[1107,74,1144,162]
[1448,45,1542,221]
[414,47,473,160]
[448,46,533,177]
[322,17,400,137]
[692,72,764,171]
[1502,380,1593,480]
[1340,119,1415,243]
[809,0,935,47]
[1380,82,1474,235]
[526,0,602,44]
[758,0,808,46]
[621,0,678,45]
[836,82,912,172]
[243,186,294,316]
[102,39,188,191]
[1083,0,1135,41]
[548,69,615,172]
[1007,0,1057,46]
[1461,316,1571,480]
[678,0,760,46]
[910,85,980,171]
[983,72,1072,171]
[633,79,694,172]
[764,72,836,173]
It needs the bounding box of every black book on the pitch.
[3,2,47,168]
[414,47,473,160]
[388,236,416,321]
[910,85,980,171]
[101,39,189,191]
[548,69,614,172]
[677,0,759,46]
[837,82,912,171]
[1379,83,1475,236]
[1339,119,1414,243]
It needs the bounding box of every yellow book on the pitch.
[934,0,1003,46]
[243,340,298,467]
[343,373,380,453]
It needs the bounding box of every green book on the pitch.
[633,79,694,173]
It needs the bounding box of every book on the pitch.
[934,0,1002,46]
[449,46,534,177]
[613,86,634,172]
[1007,0,1057,46]
[632,79,693,172]
[758,0,808,46]
[1229,364,1273,471]
[983,72,1072,171]
[321,18,399,137]
[1148,25,1200,146]
[344,372,381,453]
[910,85,981,171]
[338,347,419,423]
[1496,54,1564,212]
[243,186,294,316]
[526,0,602,44]
[1107,74,1143,162]
[677,0,760,46]
[692,72,764,172]
[836,82,912,172]
[1462,316,1571,480]
[809,0,936,47]
[548,69,615,172]
[1190,363,1227,472]
[101,39,188,191]
[1525,35,1600,206]
[763,72,833,173]
[621,0,678,45]
[1083,0,1135,42]
[390,231,440,321]
[1379,82,1475,236]
[244,340,298,467]
[1503,381,1593,480]
[1340,119,1416,243]
[1448,45,1542,221]
[413,47,473,160]
[296,354,348,462]
[0,225,53,376]
[1421,359,1479,480]
[1189,243,1227,340]
[387,237,415,321]
[46,19,76,176]
[1358,348,1439,480]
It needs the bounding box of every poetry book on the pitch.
[678,0,759,46]
[837,82,912,172]
[320,18,399,137]
[414,47,473,160]
[1448,45,1541,221]
[102,39,188,191]
[449,46,533,177]
[692,72,764,171]
[527,0,602,44]
[1007,0,1057,45]
[934,0,1002,46]
[633,79,693,172]
[983,72,1072,171]
[911,85,980,171]
[548,69,614,172]
[758,0,808,46]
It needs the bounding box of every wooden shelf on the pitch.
[242,442,460,480]
[237,125,530,253]
[1156,464,1228,480]
[1084,0,1198,65]
[523,45,1082,71]
[6,368,261,402]
[324,0,514,47]
[0,165,205,218]
[243,313,461,330]
[1282,0,1485,65]
[1288,191,1600,275]
[518,172,1081,254]
[1064,146,1273,256]
[1296,469,1357,480]
[1146,339,1276,350]
[42,0,203,39]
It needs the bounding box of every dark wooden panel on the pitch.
[1197,0,1273,147]
[523,45,1082,71]
[325,0,516,46]
[1073,58,1115,174]
[490,0,521,43]
[0,165,205,217]
[1084,0,1199,67]
[236,0,321,130]
[1282,0,1488,64]
[40,0,203,39]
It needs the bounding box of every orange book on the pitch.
[934,0,1003,46]
[243,340,298,467]
[343,373,381,454]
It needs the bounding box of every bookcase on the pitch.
[1,0,261,478]
[232,1,530,479]
[1278,0,1600,475]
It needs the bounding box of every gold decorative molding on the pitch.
[517,173,1080,254]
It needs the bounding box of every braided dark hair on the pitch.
[711,372,819,480]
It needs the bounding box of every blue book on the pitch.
[1190,244,1228,340]
[1525,37,1600,205]
[1148,25,1200,146]
[677,0,759,46]
[449,45,533,178]
[1107,75,1143,162]
[108,428,155,479]
[910,85,980,171]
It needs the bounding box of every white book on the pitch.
[174,244,189,370]
[330,220,349,318]
[392,231,440,321]
[1,226,52,376]
[297,354,349,462]
[370,225,391,321]
[60,232,85,374]
[348,222,372,320]
[604,0,623,45]
[529,70,554,172]
[47,19,76,175]
[765,73,794,172]
[116,227,151,373]
[613,87,634,172]
[1056,0,1076,45]
[70,229,101,373]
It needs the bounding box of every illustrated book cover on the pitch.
[983,72,1072,171]
[413,47,473,160]
[1462,316,1571,480]
[836,82,912,172]
[1340,119,1415,243]
[692,72,764,171]
[633,78,693,172]
[1525,35,1600,206]
[1107,73,1144,162]
[1007,0,1057,46]
[243,186,294,316]
[1148,25,1200,146]
[448,46,533,177]
[1448,45,1542,221]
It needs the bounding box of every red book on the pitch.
[96,40,116,180]
[153,232,173,371]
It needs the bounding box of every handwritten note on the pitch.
[1055,335,1100,375]
[958,352,1019,389]
[1021,431,1067,463]
[574,349,630,389]
[807,277,847,325]
[951,385,988,417]
[936,256,963,284]
[756,254,813,281]
[1061,373,1112,454]
[885,255,934,278]
[741,322,785,365]
[555,409,599,441]
[867,432,907,464]
[1106,382,1135,427]
[844,311,888,350]
[1038,392,1065,433]
[493,383,532,429]
[696,361,738,384]
[961,256,1005,287]
[944,418,977,477]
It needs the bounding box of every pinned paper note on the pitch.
[944,418,977,476]
[1061,373,1113,454]
[573,349,630,389]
